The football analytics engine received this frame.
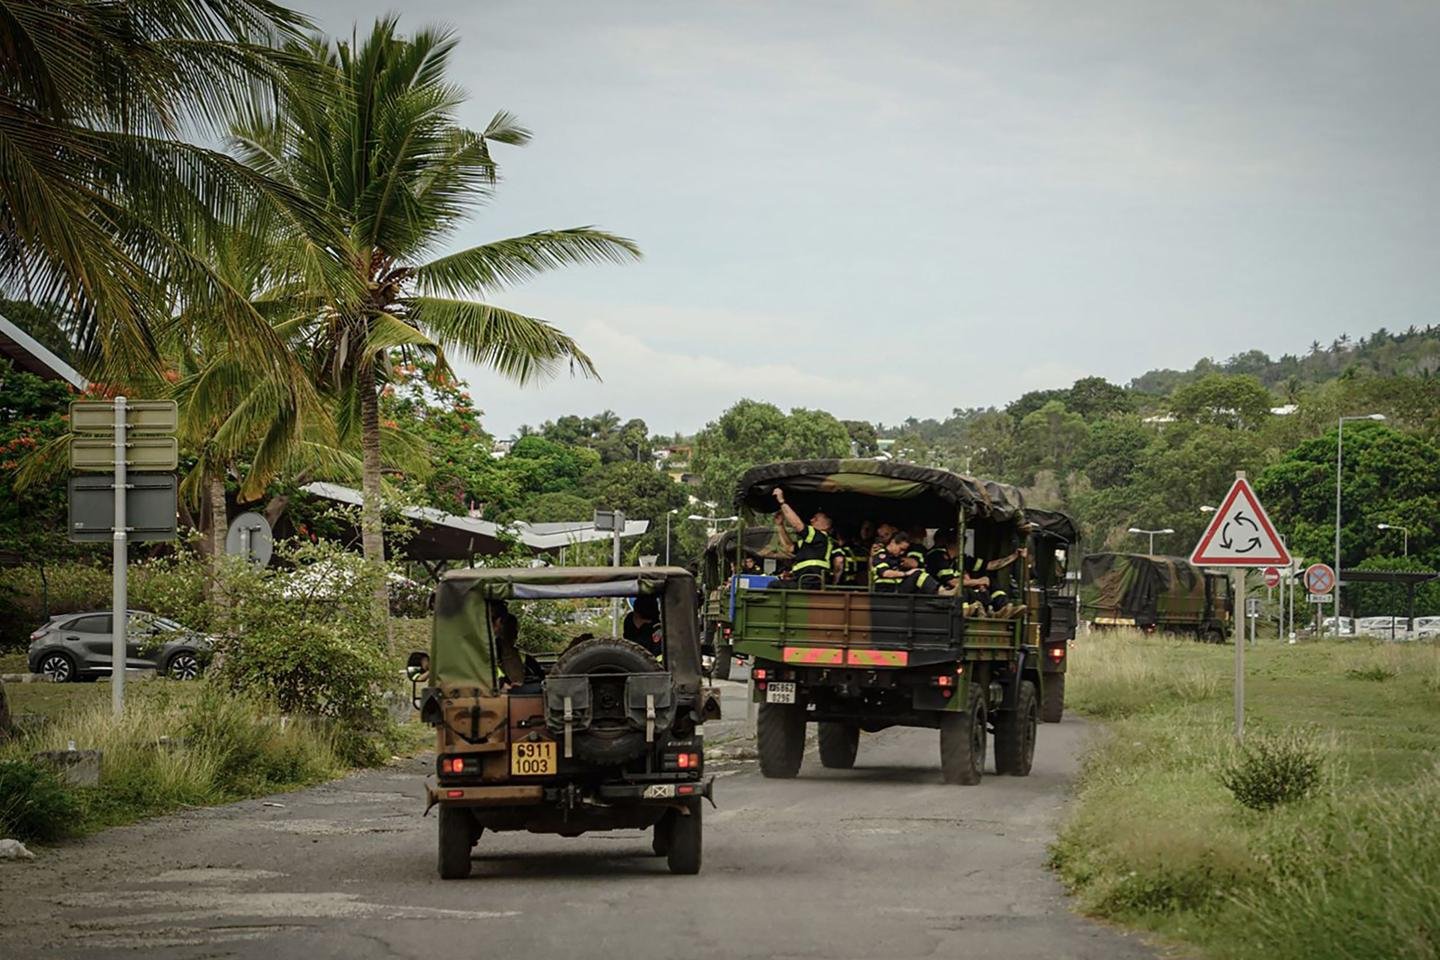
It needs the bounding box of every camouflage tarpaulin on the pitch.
[701,526,793,593]
[430,567,702,691]
[734,459,1025,526]
[1081,553,1207,621]
[1026,508,1080,543]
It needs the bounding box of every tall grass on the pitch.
[0,681,344,839]
[1054,629,1440,959]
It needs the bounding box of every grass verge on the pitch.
[0,679,412,842]
[1052,630,1440,960]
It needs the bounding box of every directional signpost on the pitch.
[1191,472,1292,740]
[67,398,178,717]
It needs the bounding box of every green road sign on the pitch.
[70,436,179,471]
[69,399,178,435]
[67,474,178,542]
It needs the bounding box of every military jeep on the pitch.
[409,567,718,879]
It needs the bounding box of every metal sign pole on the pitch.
[111,396,127,717]
[1234,567,1245,740]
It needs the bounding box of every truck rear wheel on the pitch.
[994,680,1039,776]
[713,644,733,681]
[1040,674,1065,723]
[818,722,859,769]
[757,701,806,778]
[437,805,476,880]
[666,802,702,875]
[939,685,986,785]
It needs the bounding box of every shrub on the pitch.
[0,757,81,841]
[1345,665,1396,682]
[1219,731,1325,810]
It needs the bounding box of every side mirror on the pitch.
[405,651,430,682]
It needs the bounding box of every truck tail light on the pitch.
[1049,646,1065,661]
[752,668,767,680]
[933,675,955,688]
[440,756,475,775]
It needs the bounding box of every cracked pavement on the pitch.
[1,688,1157,960]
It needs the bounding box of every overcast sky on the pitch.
[300,0,1440,437]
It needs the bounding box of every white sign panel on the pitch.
[1190,477,1292,567]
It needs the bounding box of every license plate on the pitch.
[510,740,557,776]
[765,682,797,704]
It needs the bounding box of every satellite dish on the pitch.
[226,512,273,568]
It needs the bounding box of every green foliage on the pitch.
[691,399,851,504]
[1219,732,1325,810]
[0,757,81,842]
[210,542,394,724]
[1168,373,1275,429]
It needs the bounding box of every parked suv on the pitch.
[28,610,209,682]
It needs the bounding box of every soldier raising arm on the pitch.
[772,487,834,589]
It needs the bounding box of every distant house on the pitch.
[655,444,692,482]
[491,438,515,458]
[0,314,87,390]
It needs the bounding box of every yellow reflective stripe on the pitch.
[783,646,844,665]
[846,649,909,667]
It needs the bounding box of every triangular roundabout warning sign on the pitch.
[1190,476,1292,567]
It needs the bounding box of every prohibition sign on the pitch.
[1304,563,1335,595]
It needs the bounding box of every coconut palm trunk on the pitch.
[357,354,390,625]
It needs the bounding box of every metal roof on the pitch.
[299,482,650,559]
[0,314,87,390]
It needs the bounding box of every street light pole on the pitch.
[665,509,678,566]
[1336,414,1386,636]
[1377,523,1409,558]
[1127,526,1175,555]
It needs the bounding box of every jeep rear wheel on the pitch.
[994,680,1039,776]
[939,684,986,785]
[652,811,674,856]
[1040,674,1065,723]
[757,701,806,778]
[817,722,859,769]
[437,805,477,880]
[666,802,702,875]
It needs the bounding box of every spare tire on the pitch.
[552,637,664,766]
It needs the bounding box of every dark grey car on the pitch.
[27,610,209,682]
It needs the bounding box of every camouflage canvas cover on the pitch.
[430,567,702,692]
[1026,508,1080,544]
[1081,553,1208,622]
[734,459,1025,525]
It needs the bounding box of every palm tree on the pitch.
[0,0,335,389]
[233,19,640,615]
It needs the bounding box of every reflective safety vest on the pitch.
[791,525,834,581]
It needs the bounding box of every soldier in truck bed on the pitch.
[772,486,834,589]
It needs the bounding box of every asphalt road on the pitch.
[0,683,1156,960]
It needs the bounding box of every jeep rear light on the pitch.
[1049,646,1065,661]
[677,784,696,796]
[446,790,463,799]
[678,753,690,769]
[440,756,475,775]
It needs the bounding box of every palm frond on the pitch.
[403,296,599,385]
[412,228,642,296]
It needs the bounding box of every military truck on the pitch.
[1081,553,1232,642]
[408,566,718,879]
[1025,509,1080,723]
[701,525,791,680]
[729,459,1043,785]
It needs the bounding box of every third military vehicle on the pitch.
[700,525,790,680]
[729,459,1043,785]
[1081,552,1233,642]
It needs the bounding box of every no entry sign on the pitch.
[1263,567,1280,589]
